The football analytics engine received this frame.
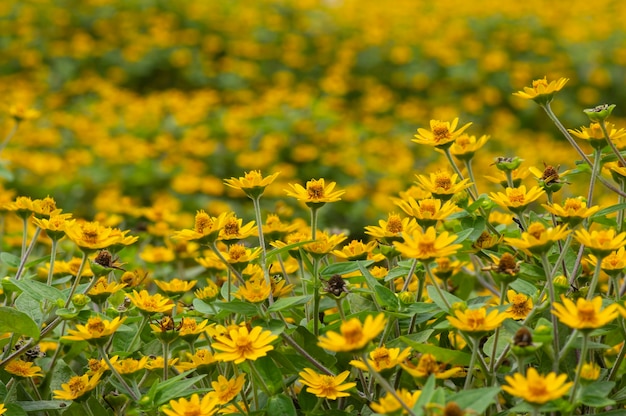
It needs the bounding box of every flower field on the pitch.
[2,0,626,415]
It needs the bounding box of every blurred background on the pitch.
[1,0,625,236]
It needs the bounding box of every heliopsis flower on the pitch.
[542,197,600,227]
[234,277,271,303]
[139,245,175,263]
[574,228,626,257]
[194,281,220,301]
[4,359,44,378]
[32,213,75,241]
[212,325,278,364]
[285,178,345,208]
[161,393,219,416]
[513,76,569,104]
[219,215,257,243]
[472,231,502,251]
[331,239,379,261]
[400,353,465,379]
[52,373,101,401]
[63,316,127,345]
[175,349,218,372]
[552,295,619,331]
[154,278,197,295]
[208,374,245,404]
[318,313,386,352]
[172,211,233,244]
[86,356,118,376]
[128,290,174,315]
[569,122,626,150]
[506,290,534,320]
[447,307,507,334]
[263,213,298,241]
[579,362,601,381]
[364,213,419,243]
[393,197,459,227]
[88,277,127,303]
[145,356,179,371]
[178,318,210,340]
[489,186,545,213]
[432,257,466,279]
[413,118,473,149]
[112,356,149,376]
[393,226,462,263]
[9,103,40,121]
[415,171,472,201]
[298,369,356,400]
[446,133,490,161]
[370,388,421,414]
[224,170,280,199]
[65,221,126,252]
[502,367,572,404]
[504,222,570,255]
[302,231,348,257]
[588,247,626,276]
[349,346,412,372]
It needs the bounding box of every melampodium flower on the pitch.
[447,307,507,334]
[400,353,465,379]
[128,290,175,315]
[504,222,570,255]
[63,316,127,345]
[574,228,626,257]
[370,389,421,414]
[513,76,569,104]
[64,221,127,252]
[588,247,626,276]
[393,226,462,263]
[52,373,101,401]
[569,122,626,150]
[212,325,278,364]
[298,369,356,400]
[208,374,245,404]
[112,356,149,375]
[542,197,600,227]
[4,359,44,378]
[502,367,572,404]
[302,231,347,257]
[285,178,345,208]
[415,171,472,201]
[349,346,412,372]
[172,211,232,244]
[364,213,419,243]
[162,393,219,416]
[175,349,218,372]
[506,290,534,320]
[224,171,280,199]
[331,239,379,261]
[219,215,257,242]
[154,278,197,295]
[413,118,473,149]
[0,403,6,415]
[32,213,75,241]
[446,133,490,161]
[88,277,127,303]
[393,197,459,227]
[489,185,545,213]
[552,295,619,331]
[318,313,386,352]
[234,276,272,303]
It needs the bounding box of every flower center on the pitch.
[319,375,338,396]
[229,245,246,261]
[82,225,100,244]
[508,189,525,204]
[194,212,212,233]
[341,321,364,345]
[466,310,485,329]
[68,377,86,395]
[527,223,546,240]
[564,198,582,212]
[386,215,403,234]
[183,405,202,416]
[87,318,105,334]
[224,219,240,236]
[578,302,597,323]
[532,78,548,89]
[432,123,451,143]
[419,200,437,217]
[307,183,324,199]
[527,380,549,399]
[434,174,452,190]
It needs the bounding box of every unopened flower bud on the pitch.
[72,294,91,308]
[494,156,523,172]
[584,104,616,122]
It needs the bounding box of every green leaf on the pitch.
[152,373,207,406]
[213,300,261,316]
[16,400,73,411]
[267,394,297,416]
[0,252,20,268]
[0,306,40,340]
[453,227,475,244]
[412,374,437,416]
[15,293,43,325]
[426,285,462,313]
[400,336,471,366]
[448,386,500,413]
[4,403,27,416]
[267,295,312,313]
[373,285,399,310]
[320,260,374,277]
[266,240,313,263]
[252,357,286,396]
[580,381,616,407]
[591,203,626,219]
[192,298,217,315]
[10,278,65,302]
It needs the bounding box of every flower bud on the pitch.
[584,104,616,122]
[71,294,91,308]
[494,156,523,172]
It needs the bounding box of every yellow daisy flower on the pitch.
[112,356,149,376]
[331,239,378,261]
[504,222,570,255]
[588,247,626,276]
[52,373,101,401]
[552,295,619,331]
[128,290,174,315]
[569,122,626,149]
[171,211,233,244]
[393,197,459,227]
[370,388,421,414]
[412,118,473,149]
[32,213,75,241]
[302,231,348,257]
[285,178,345,208]
[65,221,126,252]
[318,313,386,352]
[154,278,197,295]
[208,374,246,405]
[175,349,218,373]
[4,359,44,378]
[513,76,569,104]
[542,197,600,227]
[446,133,490,161]
[415,171,472,201]
[400,353,465,379]
[212,325,278,364]
[298,368,356,400]
[219,215,257,242]
[194,281,220,301]
[505,290,534,320]
[502,367,572,404]
[349,346,412,372]
[88,277,127,303]
[63,316,127,345]
[223,170,280,199]
[364,213,419,243]
[234,277,271,303]
[447,307,507,334]
[489,185,545,213]
[574,228,626,257]
[393,226,462,263]
[161,393,219,416]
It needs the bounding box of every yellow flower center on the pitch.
[508,188,525,204]
[88,359,103,373]
[68,377,86,395]
[224,219,240,236]
[386,215,403,233]
[234,335,254,355]
[527,379,549,400]
[419,200,437,217]
[245,171,262,183]
[319,375,338,396]
[455,134,470,148]
[532,78,548,89]
[465,310,485,329]
[577,302,597,323]
[82,225,100,244]
[194,212,212,233]
[564,198,582,212]
[341,321,364,345]
[229,245,247,261]
[371,347,391,366]
[434,174,452,190]
[87,318,105,335]
[183,405,202,416]
[417,354,438,375]
[510,295,531,316]
[432,123,451,143]
[180,318,197,333]
[527,223,546,240]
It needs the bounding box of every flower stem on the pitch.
[540,253,560,371]
[464,336,480,390]
[425,262,451,311]
[97,345,140,401]
[63,252,89,308]
[252,196,273,304]
[569,333,589,402]
[586,258,604,300]
[600,120,626,167]
[362,351,416,416]
[15,224,41,281]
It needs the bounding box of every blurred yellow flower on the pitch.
[513,77,569,104]
[298,369,356,400]
[415,171,472,201]
[318,313,386,352]
[4,359,44,378]
[154,278,197,295]
[175,349,218,372]
[349,345,412,372]
[447,307,507,334]
[224,170,280,198]
[413,118,472,149]
[552,295,618,331]
[65,221,126,252]
[53,373,101,401]
[162,393,219,416]
[401,353,465,379]
[370,388,421,415]
[502,367,572,404]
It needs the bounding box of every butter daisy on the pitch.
[370,389,421,415]
[318,313,386,352]
[542,197,600,227]
[349,345,412,372]
[504,222,570,255]
[574,228,626,257]
[208,374,246,405]
[4,359,44,379]
[393,226,462,263]
[285,178,345,208]
[502,367,572,404]
[552,295,619,331]
[413,118,473,149]
[298,368,356,400]
[63,316,127,345]
[393,197,459,227]
[224,170,280,199]
[447,307,507,335]
[513,76,569,104]
[415,170,472,201]
[489,185,545,213]
[161,393,219,416]
[128,290,175,315]
[212,325,278,364]
[52,373,101,401]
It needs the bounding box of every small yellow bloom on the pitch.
[543,197,600,227]
[4,359,44,378]
[502,367,572,404]
[161,393,219,416]
[65,221,128,252]
[447,307,507,334]
[0,403,6,415]
[212,325,278,364]
[393,226,462,263]
[506,290,534,320]
[349,346,412,372]
[112,356,149,375]
[318,313,386,352]
[9,103,40,121]
[504,222,570,255]
[194,281,220,301]
[364,213,419,243]
[302,231,348,256]
[234,277,271,303]
[175,349,218,372]
[63,316,127,344]
[208,374,245,404]
[298,368,356,400]
[172,211,232,244]
[139,245,176,263]
[588,247,626,276]
[580,362,601,381]
[552,295,618,331]
[569,122,626,148]
[145,356,179,371]
[224,170,280,198]
[219,215,257,242]
[331,239,378,261]
[370,388,421,414]
[394,197,459,227]
[413,118,472,149]
[489,185,545,212]
[400,353,465,379]
[128,290,174,315]
[32,213,75,240]
[513,77,569,104]
[88,277,127,302]
[285,178,345,208]
[415,171,472,200]
[154,278,197,295]
[52,373,101,401]
[574,228,626,257]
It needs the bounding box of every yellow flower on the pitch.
[513,76,569,104]
[178,318,210,338]
[212,325,278,364]
[393,197,459,227]
[318,313,386,352]
[588,247,626,276]
[542,197,600,227]
[145,356,179,371]
[349,346,412,372]
[569,122,626,148]
[63,316,127,344]
[52,373,101,401]
[9,103,40,121]
[32,213,75,241]
[86,356,118,376]
[574,228,626,257]
[88,277,127,302]
[154,278,197,295]
[370,388,421,414]
[446,133,490,161]
[161,393,219,416]
[489,185,545,213]
[219,215,257,242]
[447,307,507,334]
[4,359,44,378]
[552,295,618,331]
[298,369,356,400]
[504,222,570,255]
[413,118,473,149]
[506,290,534,320]
[502,367,572,404]
[112,356,149,375]
[224,170,280,198]
[139,245,176,263]
[0,403,6,415]
[208,374,245,405]
[484,167,530,188]
[415,171,472,200]
[364,213,419,243]
[194,281,220,301]
[172,211,232,244]
[175,349,218,372]
[65,221,126,252]
[393,226,462,263]
[580,362,601,381]
[331,239,379,261]
[302,231,348,257]
[234,277,271,303]
[128,290,174,315]
[285,178,345,208]
[400,353,465,379]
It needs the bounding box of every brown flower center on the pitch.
[434,175,452,190]
[229,245,246,261]
[194,212,212,233]
[564,198,582,212]
[386,215,403,234]
[342,321,364,345]
[527,223,546,240]
[307,183,324,199]
[87,318,105,334]
[68,377,86,395]
[508,188,525,204]
[578,303,597,323]
[432,123,451,143]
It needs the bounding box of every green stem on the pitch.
[489,283,507,374]
[587,148,603,207]
[569,333,589,402]
[312,257,321,336]
[586,257,604,300]
[608,324,626,381]
[425,262,451,311]
[63,252,89,308]
[362,351,416,416]
[540,253,560,371]
[210,242,244,284]
[464,336,480,390]
[252,196,273,304]
[97,345,140,401]
[281,334,333,375]
[248,360,271,396]
[618,179,626,234]
[46,239,59,287]
[401,259,419,292]
[15,226,41,280]
[600,120,626,167]
[82,401,96,416]
[162,341,170,380]
[444,148,477,201]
